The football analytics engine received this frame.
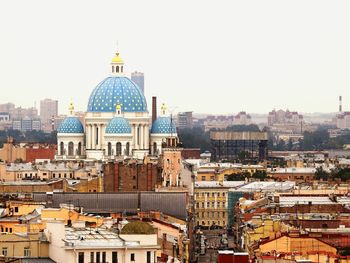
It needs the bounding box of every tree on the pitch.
[314,167,329,181]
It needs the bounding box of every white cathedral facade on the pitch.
[56,51,178,161]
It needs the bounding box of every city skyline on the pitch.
[1,0,350,114]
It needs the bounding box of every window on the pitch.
[217,192,220,197]
[116,142,122,156]
[222,192,226,197]
[2,247,8,257]
[217,202,220,208]
[147,251,151,263]
[210,176,215,181]
[90,252,94,263]
[201,202,204,208]
[112,252,118,263]
[96,252,100,263]
[14,207,18,213]
[212,202,215,208]
[78,252,84,263]
[24,248,31,257]
[130,253,135,261]
[206,202,209,208]
[212,192,215,197]
[102,252,106,263]
[201,176,206,181]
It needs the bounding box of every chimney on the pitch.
[339,96,343,113]
[152,96,157,124]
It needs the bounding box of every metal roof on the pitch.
[33,192,188,220]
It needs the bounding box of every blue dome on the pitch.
[151,117,177,134]
[57,117,84,134]
[87,77,147,113]
[106,117,131,134]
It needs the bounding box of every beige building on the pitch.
[0,232,49,258]
[194,181,245,227]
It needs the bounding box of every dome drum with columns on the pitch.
[56,103,85,160]
[56,51,178,161]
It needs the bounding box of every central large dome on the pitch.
[87,76,147,113]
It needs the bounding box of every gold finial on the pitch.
[111,51,124,64]
[116,104,122,115]
[68,101,74,115]
[161,103,167,115]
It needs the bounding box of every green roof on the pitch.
[121,221,155,234]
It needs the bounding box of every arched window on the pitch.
[108,142,112,156]
[116,66,119,73]
[153,142,157,155]
[60,142,64,155]
[77,142,82,156]
[121,66,123,72]
[68,142,74,156]
[116,142,122,156]
[112,66,114,73]
[125,142,130,156]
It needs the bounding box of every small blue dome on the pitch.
[151,117,177,134]
[87,77,147,113]
[106,117,131,134]
[57,117,84,134]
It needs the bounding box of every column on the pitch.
[145,125,149,151]
[132,124,136,149]
[140,125,144,149]
[91,125,95,149]
[135,124,139,149]
[86,125,90,149]
[100,124,105,150]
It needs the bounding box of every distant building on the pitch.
[12,119,22,130]
[210,131,268,161]
[0,102,15,113]
[11,118,41,131]
[40,98,58,130]
[131,71,144,93]
[233,111,251,125]
[177,111,193,129]
[268,109,303,126]
[203,115,234,131]
[0,112,10,122]
[336,112,350,130]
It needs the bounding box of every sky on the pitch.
[1,0,350,115]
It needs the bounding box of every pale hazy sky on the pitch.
[1,0,350,115]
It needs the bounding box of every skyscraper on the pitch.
[131,71,144,93]
[40,98,58,130]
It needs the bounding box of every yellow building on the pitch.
[5,201,44,217]
[41,206,105,227]
[257,235,337,256]
[196,165,266,182]
[194,181,244,227]
[0,232,49,258]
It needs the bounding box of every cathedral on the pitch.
[56,51,178,161]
